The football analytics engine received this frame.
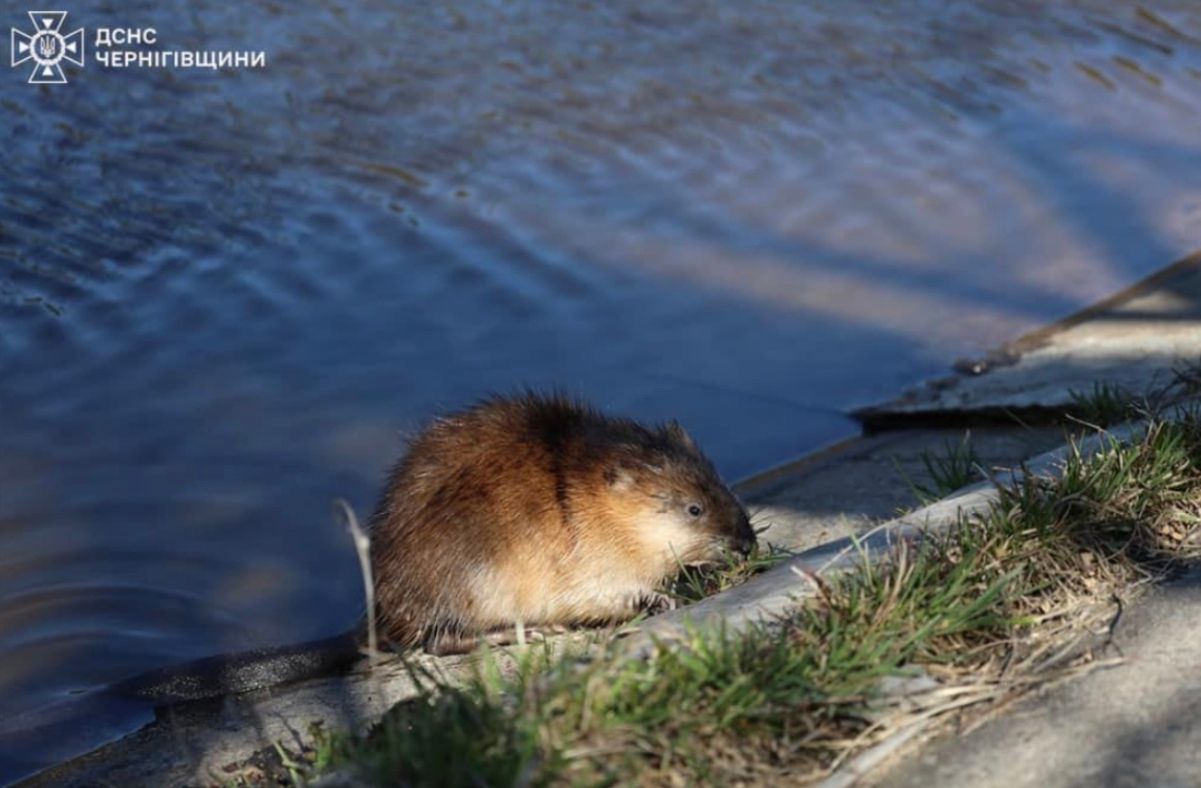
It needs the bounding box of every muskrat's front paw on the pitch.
[639,591,677,614]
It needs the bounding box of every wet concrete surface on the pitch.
[859,254,1201,423]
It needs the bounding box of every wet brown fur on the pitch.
[368,392,755,650]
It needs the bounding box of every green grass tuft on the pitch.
[665,538,792,605]
[896,432,982,506]
[1068,381,1139,427]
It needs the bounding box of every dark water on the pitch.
[2,0,1201,778]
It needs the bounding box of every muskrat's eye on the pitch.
[686,503,704,519]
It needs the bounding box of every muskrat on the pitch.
[371,392,755,652]
[112,392,755,703]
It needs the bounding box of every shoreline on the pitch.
[20,248,1201,787]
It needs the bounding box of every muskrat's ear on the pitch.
[664,419,697,451]
[605,466,636,491]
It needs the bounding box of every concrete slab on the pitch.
[867,564,1201,788]
[742,426,1070,552]
[857,253,1201,425]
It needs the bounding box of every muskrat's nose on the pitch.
[732,515,756,557]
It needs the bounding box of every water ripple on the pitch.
[2,0,1201,778]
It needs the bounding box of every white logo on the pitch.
[11,11,84,84]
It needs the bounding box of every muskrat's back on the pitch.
[369,392,755,650]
